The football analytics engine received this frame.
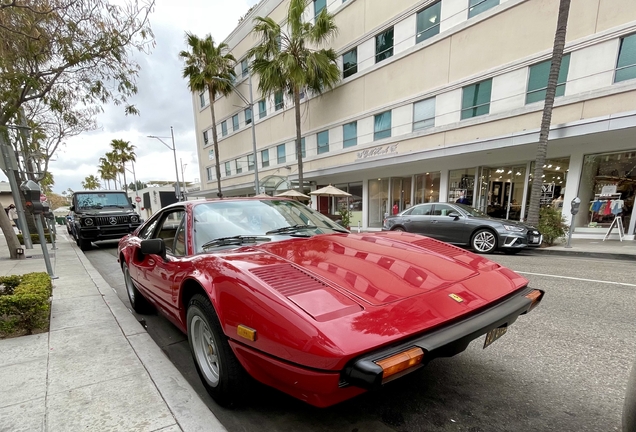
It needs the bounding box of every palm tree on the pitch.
[110,139,136,193]
[248,0,340,193]
[180,33,236,198]
[105,151,122,189]
[526,0,571,227]
[98,157,117,190]
[82,175,101,190]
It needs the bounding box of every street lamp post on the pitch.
[180,158,187,200]
[222,74,260,194]
[148,127,182,201]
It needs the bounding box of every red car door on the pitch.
[135,208,186,323]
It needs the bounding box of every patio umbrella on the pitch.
[309,184,352,197]
[275,189,310,199]
[254,193,270,198]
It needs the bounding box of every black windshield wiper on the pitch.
[265,224,316,235]
[201,235,271,250]
[105,205,126,208]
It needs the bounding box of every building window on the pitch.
[375,27,394,63]
[277,144,286,164]
[203,130,209,145]
[461,79,492,120]
[247,153,255,171]
[261,149,270,168]
[232,114,239,131]
[414,172,441,204]
[206,167,213,181]
[317,131,329,154]
[199,92,205,108]
[468,0,499,18]
[526,54,571,104]
[615,34,636,83]
[208,149,214,160]
[241,58,249,78]
[235,159,243,174]
[314,0,326,18]
[368,178,389,228]
[258,99,267,118]
[293,138,306,159]
[374,111,392,140]
[413,98,435,131]
[245,107,252,125]
[221,120,228,136]
[343,48,357,78]
[275,91,284,111]
[343,122,357,147]
[416,2,441,44]
[224,162,231,177]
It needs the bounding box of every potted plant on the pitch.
[338,207,352,230]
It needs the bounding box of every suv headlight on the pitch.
[130,215,139,223]
[83,217,94,226]
[503,224,524,232]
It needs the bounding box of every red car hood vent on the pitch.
[250,264,362,322]
[412,238,500,271]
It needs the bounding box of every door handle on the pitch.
[148,258,155,266]
[431,220,438,223]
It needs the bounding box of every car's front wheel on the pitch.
[391,226,406,232]
[79,238,92,251]
[471,229,497,254]
[122,262,153,314]
[187,294,250,407]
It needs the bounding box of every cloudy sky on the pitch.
[2,0,258,194]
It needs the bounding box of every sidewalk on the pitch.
[0,231,226,432]
[527,238,636,261]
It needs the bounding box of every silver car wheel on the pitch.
[123,265,135,303]
[191,315,220,387]
[473,230,497,253]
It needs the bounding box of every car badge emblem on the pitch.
[109,217,117,225]
[449,293,464,303]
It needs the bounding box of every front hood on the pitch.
[253,233,484,306]
[78,209,135,216]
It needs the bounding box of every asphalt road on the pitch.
[85,241,635,432]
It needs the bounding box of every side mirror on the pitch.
[140,238,166,260]
[448,211,461,219]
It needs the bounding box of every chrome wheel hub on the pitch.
[191,315,220,386]
[124,266,135,303]
[474,232,496,252]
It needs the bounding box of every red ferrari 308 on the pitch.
[117,198,544,408]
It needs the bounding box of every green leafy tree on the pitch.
[180,33,236,198]
[526,0,571,227]
[81,175,101,190]
[248,0,340,192]
[109,139,136,192]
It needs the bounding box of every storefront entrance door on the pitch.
[483,165,526,221]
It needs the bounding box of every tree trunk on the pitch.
[293,88,304,193]
[526,0,571,228]
[122,166,128,194]
[0,204,22,259]
[208,90,223,198]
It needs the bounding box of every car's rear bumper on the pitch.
[342,286,544,390]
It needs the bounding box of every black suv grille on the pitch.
[95,216,129,225]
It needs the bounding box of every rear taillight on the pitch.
[525,289,543,311]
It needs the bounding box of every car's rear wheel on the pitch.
[471,229,497,254]
[187,294,250,407]
[122,262,153,314]
[392,226,406,232]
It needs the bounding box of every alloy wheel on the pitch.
[191,315,220,387]
[473,230,496,253]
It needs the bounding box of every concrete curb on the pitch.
[67,234,227,432]
[526,248,636,261]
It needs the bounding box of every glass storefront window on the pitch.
[334,182,363,228]
[368,178,389,228]
[576,151,636,231]
[448,168,476,205]
[526,157,570,219]
[414,172,440,204]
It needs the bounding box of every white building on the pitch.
[191,0,636,239]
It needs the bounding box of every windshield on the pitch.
[193,199,346,253]
[75,193,132,210]
[455,204,488,217]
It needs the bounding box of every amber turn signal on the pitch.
[525,289,543,311]
[375,347,425,380]
[237,325,257,341]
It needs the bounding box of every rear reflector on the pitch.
[375,347,424,380]
[525,289,543,310]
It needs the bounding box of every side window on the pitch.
[432,204,455,216]
[173,217,187,257]
[411,204,433,215]
[138,217,160,240]
[154,210,185,255]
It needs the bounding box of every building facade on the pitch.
[191,0,636,239]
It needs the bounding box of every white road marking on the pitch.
[517,271,636,287]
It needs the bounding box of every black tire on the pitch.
[503,249,522,255]
[471,229,497,254]
[122,262,153,314]
[79,238,92,251]
[187,294,251,407]
[392,226,406,232]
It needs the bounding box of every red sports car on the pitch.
[117,198,544,408]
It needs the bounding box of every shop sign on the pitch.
[600,185,617,196]
[540,182,555,204]
[356,144,399,161]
